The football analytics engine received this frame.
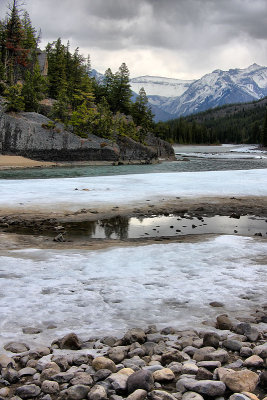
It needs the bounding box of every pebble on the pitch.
[16,384,41,398]
[88,385,108,400]
[216,315,233,330]
[222,369,259,392]
[0,314,266,400]
[182,379,226,396]
[0,354,15,368]
[243,355,264,367]
[153,368,175,381]
[127,370,154,393]
[149,390,177,400]
[41,380,60,394]
[92,356,117,372]
[222,339,242,351]
[202,332,220,348]
[4,342,29,353]
[126,389,147,400]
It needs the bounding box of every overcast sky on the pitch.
[1,0,267,79]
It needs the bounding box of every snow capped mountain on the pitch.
[91,65,267,121]
[130,76,194,98]
[145,64,267,120]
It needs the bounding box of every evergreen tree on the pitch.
[112,63,132,114]
[0,1,39,85]
[86,54,91,76]
[131,87,154,141]
[21,63,46,111]
[103,67,114,106]
[103,64,132,114]
[46,38,67,99]
[4,0,25,84]
[51,85,70,123]
[4,83,24,111]
[95,97,113,138]
[21,11,37,50]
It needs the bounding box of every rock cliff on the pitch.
[0,105,174,162]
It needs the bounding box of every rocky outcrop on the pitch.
[0,110,120,161]
[0,104,175,162]
[144,132,176,160]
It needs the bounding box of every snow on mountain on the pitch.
[130,76,194,98]
[91,65,267,121]
[155,64,267,118]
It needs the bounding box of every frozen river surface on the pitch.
[0,235,266,348]
[1,169,267,213]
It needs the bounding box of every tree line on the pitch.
[0,1,154,143]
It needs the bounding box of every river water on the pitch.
[0,144,266,179]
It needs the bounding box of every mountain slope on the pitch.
[92,65,267,121]
[165,64,267,117]
[130,76,194,98]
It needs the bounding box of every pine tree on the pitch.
[103,67,114,106]
[4,83,24,111]
[46,38,67,99]
[86,54,91,76]
[112,63,131,114]
[21,63,46,111]
[131,87,154,141]
[95,97,113,138]
[21,11,37,50]
[5,0,25,84]
[51,85,70,123]
[0,1,39,85]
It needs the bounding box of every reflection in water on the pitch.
[65,220,97,238]
[2,214,266,240]
[99,216,129,239]
[65,214,267,240]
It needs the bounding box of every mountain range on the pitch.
[92,64,267,122]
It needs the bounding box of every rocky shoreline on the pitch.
[0,310,266,400]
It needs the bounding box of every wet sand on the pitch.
[0,155,157,170]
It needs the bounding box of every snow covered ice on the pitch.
[0,235,266,348]
[1,169,267,213]
[175,144,267,159]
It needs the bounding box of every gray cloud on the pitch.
[0,0,266,78]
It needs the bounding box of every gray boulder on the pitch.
[127,370,154,393]
[182,379,226,396]
[16,384,41,398]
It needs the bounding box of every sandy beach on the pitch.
[0,155,157,170]
[0,155,58,169]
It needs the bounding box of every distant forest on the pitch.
[156,97,267,146]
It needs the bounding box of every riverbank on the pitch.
[0,155,161,170]
[0,196,267,241]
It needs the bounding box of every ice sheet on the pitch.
[1,169,267,212]
[175,144,267,159]
[0,235,266,349]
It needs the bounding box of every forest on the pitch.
[0,0,154,143]
[157,98,267,147]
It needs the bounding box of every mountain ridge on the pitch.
[92,64,267,122]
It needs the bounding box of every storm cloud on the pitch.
[0,0,266,78]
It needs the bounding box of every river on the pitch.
[0,144,266,180]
